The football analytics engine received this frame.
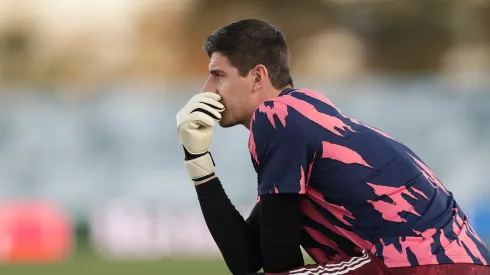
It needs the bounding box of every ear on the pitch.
[252,64,269,89]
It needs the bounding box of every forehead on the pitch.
[208,52,233,71]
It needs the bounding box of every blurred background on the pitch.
[0,0,489,274]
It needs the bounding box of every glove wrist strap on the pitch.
[183,146,207,161]
[184,152,216,181]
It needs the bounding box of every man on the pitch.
[176,19,490,275]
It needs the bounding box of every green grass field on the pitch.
[0,247,314,275]
[0,243,231,275]
[0,258,229,275]
[0,258,231,275]
[0,229,317,275]
[0,236,231,275]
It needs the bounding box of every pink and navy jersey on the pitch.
[248,88,490,268]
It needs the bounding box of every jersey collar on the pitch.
[279,88,296,97]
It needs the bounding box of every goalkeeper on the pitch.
[176,19,490,275]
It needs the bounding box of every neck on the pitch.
[260,85,292,103]
[243,85,292,130]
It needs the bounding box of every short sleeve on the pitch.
[249,101,319,196]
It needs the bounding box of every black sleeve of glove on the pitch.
[195,177,262,274]
[260,194,304,273]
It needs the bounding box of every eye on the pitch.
[210,70,225,80]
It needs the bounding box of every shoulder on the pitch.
[275,88,344,116]
[251,100,288,130]
[251,98,308,134]
[250,100,319,150]
[250,88,318,125]
[275,88,330,105]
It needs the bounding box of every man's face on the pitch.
[202,52,255,128]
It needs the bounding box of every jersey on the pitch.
[248,88,490,268]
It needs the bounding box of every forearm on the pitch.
[195,177,262,274]
[177,92,259,272]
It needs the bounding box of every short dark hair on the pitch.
[204,19,293,89]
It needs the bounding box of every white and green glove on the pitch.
[176,92,225,181]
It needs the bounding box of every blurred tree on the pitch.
[336,1,451,75]
[478,2,490,43]
[181,0,336,77]
[0,23,38,86]
[130,3,191,81]
[2,1,486,87]
[181,0,455,77]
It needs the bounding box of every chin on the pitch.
[218,119,238,128]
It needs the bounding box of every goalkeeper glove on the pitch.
[176,92,225,181]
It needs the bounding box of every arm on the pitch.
[196,179,304,274]
[195,177,262,274]
[260,194,304,273]
[251,101,319,273]
[176,92,262,274]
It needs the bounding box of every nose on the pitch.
[201,77,219,94]
[201,78,216,93]
[201,87,219,95]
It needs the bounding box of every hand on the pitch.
[176,92,224,181]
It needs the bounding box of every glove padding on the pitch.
[176,92,224,180]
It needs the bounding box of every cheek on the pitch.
[217,79,235,98]
[219,78,251,106]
